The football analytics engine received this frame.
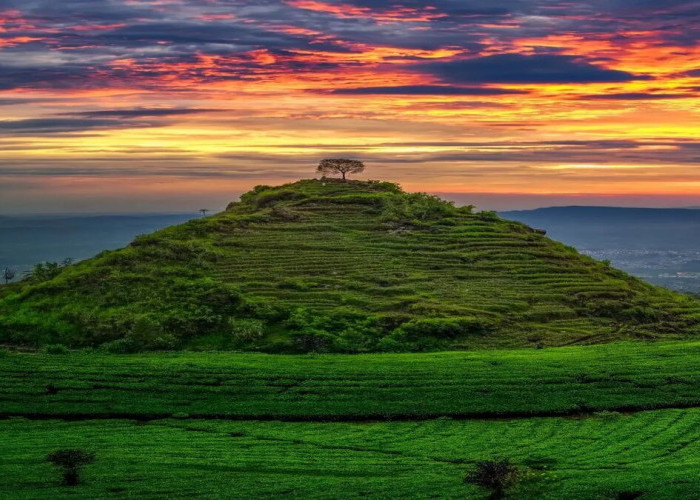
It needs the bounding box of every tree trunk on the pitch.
[63,468,79,486]
[341,171,346,181]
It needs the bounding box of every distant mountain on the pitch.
[1,180,698,353]
[501,206,700,250]
[0,214,196,273]
[501,206,700,293]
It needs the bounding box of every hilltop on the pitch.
[1,179,698,353]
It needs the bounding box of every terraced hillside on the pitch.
[1,179,698,352]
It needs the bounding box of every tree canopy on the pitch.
[316,158,365,180]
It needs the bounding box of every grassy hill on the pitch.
[1,179,698,352]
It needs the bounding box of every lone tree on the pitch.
[464,459,522,500]
[46,449,96,486]
[2,267,15,284]
[200,209,210,216]
[316,158,365,181]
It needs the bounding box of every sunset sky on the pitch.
[1,0,699,213]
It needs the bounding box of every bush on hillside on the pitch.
[24,260,74,283]
[395,317,495,338]
[43,344,69,354]
[250,189,307,208]
[291,331,335,353]
[283,308,387,353]
[238,184,272,205]
[377,317,496,352]
[100,338,140,354]
[477,210,499,221]
[382,193,456,223]
[229,318,265,343]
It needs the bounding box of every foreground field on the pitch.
[3,341,700,419]
[4,342,700,498]
[3,409,700,499]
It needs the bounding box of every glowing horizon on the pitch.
[1,0,699,212]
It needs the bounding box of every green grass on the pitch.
[3,341,700,419]
[3,409,700,499]
[1,179,698,353]
[4,342,700,497]
[3,179,699,496]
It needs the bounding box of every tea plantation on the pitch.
[2,343,700,498]
[2,341,700,420]
[2,179,700,498]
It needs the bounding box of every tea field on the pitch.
[2,342,700,498]
[2,409,700,499]
[2,341,700,420]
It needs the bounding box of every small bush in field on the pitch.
[464,459,522,499]
[46,449,96,486]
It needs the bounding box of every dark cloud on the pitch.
[63,108,222,118]
[0,63,97,91]
[0,118,163,134]
[213,138,700,166]
[419,54,651,84]
[578,92,690,100]
[0,0,689,93]
[0,98,55,106]
[329,85,528,95]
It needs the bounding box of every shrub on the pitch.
[278,279,317,291]
[238,184,272,205]
[26,261,70,282]
[291,331,335,353]
[464,459,522,500]
[253,189,306,208]
[616,492,644,500]
[127,316,164,348]
[100,338,140,354]
[43,344,69,355]
[129,233,162,247]
[395,317,495,339]
[46,449,96,486]
[477,210,499,221]
[229,318,265,343]
[147,334,178,351]
[382,192,456,223]
[271,206,304,221]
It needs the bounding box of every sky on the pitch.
[0,0,699,213]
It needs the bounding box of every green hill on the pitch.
[1,179,698,352]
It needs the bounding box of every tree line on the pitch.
[2,258,74,285]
